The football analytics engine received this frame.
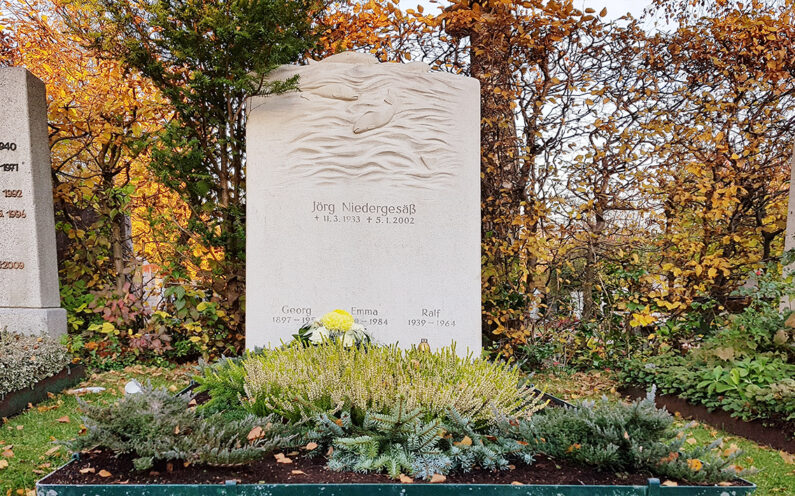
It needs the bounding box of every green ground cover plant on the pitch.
[513,391,750,484]
[0,331,72,397]
[620,268,795,428]
[68,383,291,470]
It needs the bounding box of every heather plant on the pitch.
[67,384,291,470]
[240,342,546,422]
[507,391,750,483]
[0,331,72,396]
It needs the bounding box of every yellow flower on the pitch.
[687,458,703,472]
[320,309,354,331]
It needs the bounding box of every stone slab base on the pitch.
[0,307,67,337]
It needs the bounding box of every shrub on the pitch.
[304,402,535,480]
[0,331,72,396]
[509,391,750,483]
[620,265,795,426]
[67,384,292,470]
[240,343,547,422]
[193,355,249,416]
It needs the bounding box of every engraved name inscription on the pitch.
[311,201,417,225]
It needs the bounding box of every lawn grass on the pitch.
[2,366,792,495]
[0,365,191,495]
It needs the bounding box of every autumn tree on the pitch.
[63,0,324,345]
[2,0,165,296]
[637,0,795,331]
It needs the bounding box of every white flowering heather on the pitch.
[0,331,71,396]
[242,343,546,422]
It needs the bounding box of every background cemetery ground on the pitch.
[1,0,792,371]
[1,367,793,495]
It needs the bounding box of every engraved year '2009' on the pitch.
[0,261,25,270]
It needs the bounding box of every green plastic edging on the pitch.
[0,365,85,419]
[36,460,756,496]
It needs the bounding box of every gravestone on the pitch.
[246,53,481,354]
[0,68,66,337]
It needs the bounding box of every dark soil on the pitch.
[41,450,750,487]
[621,385,795,453]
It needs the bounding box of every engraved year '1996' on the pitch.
[0,210,26,219]
[0,261,25,270]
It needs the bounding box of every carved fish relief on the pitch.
[353,92,398,134]
[303,83,358,101]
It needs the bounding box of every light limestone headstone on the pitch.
[0,68,66,337]
[246,53,481,355]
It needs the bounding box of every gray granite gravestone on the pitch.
[0,68,66,337]
[246,53,481,355]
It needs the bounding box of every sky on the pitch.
[398,0,653,21]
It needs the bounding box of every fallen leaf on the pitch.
[686,438,697,445]
[57,416,70,424]
[166,462,173,473]
[15,425,22,431]
[305,442,318,451]
[398,474,414,483]
[168,385,177,392]
[247,426,263,441]
[174,425,180,435]
[454,435,473,447]
[80,467,96,474]
[2,449,13,458]
[781,451,795,464]
[290,470,306,475]
[44,446,61,457]
[287,451,299,456]
[98,470,112,478]
[429,474,446,483]
[0,459,8,469]
[662,480,678,487]
[276,456,293,464]
[510,481,523,485]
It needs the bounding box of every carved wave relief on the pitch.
[267,53,468,190]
